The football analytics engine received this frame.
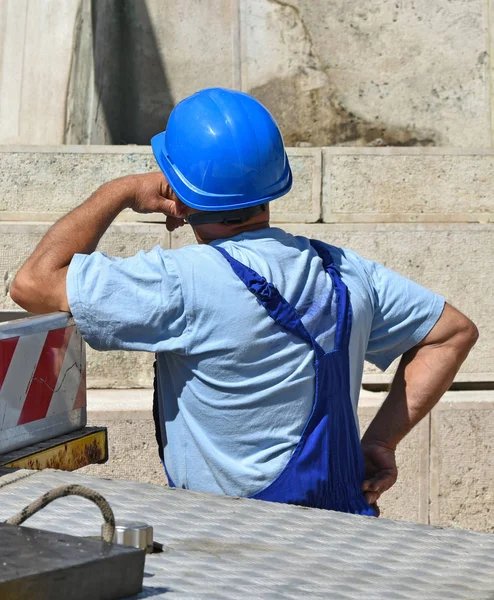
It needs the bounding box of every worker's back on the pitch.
[69,224,442,498]
[155,227,377,496]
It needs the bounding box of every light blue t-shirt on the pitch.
[67,227,444,496]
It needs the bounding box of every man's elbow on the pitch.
[10,271,37,311]
[418,303,479,366]
[465,319,479,348]
[11,267,70,314]
[455,316,479,356]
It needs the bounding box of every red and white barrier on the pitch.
[0,323,86,453]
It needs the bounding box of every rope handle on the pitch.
[5,484,116,543]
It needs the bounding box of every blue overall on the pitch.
[153,240,375,516]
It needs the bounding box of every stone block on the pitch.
[0,148,157,219]
[0,147,320,224]
[1,221,167,307]
[271,148,321,222]
[1,1,492,148]
[358,393,429,523]
[0,0,80,145]
[283,223,493,381]
[323,149,494,223]
[86,350,155,390]
[429,393,494,533]
[241,0,490,147]
[2,222,167,388]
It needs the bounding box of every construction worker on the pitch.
[11,88,478,516]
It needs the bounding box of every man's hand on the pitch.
[130,173,187,232]
[359,303,477,516]
[361,441,398,514]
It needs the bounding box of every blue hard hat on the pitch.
[151,88,292,211]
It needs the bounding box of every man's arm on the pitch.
[361,302,478,507]
[10,173,185,314]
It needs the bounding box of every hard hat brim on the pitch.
[151,131,292,211]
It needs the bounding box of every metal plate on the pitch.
[0,522,144,600]
[0,427,107,470]
[0,470,493,600]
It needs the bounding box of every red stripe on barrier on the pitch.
[72,368,86,410]
[17,327,74,425]
[0,337,19,390]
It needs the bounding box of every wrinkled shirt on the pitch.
[67,227,444,496]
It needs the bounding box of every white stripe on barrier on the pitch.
[0,331,48,429]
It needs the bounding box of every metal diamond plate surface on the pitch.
[0,469,493,599]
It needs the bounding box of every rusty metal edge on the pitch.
[0,428,108,471]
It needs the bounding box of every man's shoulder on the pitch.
[165,241,225,277]
[168,241,217,261]
[165,231,373,282]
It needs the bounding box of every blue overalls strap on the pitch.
[309,239,352,351]
[214,246,325,360]
[213,242,374,515]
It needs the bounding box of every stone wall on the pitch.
[0,0,492,147]
[1,146,492,387]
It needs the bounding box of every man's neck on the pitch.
[192,220,270,244]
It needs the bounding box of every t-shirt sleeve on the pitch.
[66,246,188,352]
[362,258,445,371]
